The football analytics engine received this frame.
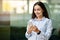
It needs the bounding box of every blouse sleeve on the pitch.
[25,19,33,38]
[40,19,53,40]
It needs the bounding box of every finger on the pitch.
[33,25,36,28]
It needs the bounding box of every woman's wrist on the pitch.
[37,31,41,35]
[27,31,31,34]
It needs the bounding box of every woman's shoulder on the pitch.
[45,17,52,22]
[28,19,33,22]
[27,19,33,23]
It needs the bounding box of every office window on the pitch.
[29,0,38,14]
[2,0,39,14]
[2,0,27,14]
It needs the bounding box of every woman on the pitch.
[25,2,53,40]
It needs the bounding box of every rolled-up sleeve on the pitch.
[25,31,32,38]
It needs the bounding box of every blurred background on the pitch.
[0,0,60,40]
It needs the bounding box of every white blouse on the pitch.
[25,17,53,40]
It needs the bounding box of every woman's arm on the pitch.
[25,20,33,38]
[41,19,53,40]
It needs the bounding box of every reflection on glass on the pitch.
[29,0,38,14]
[2,0,27,14]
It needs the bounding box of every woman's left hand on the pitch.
[32,25,40,33]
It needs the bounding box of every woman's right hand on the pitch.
[27,25,34,34]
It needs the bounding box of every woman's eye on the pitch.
[34,8,41,11]
[37,9,40,11]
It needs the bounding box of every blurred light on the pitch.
[2,0,27,14]
[29,1,38,14]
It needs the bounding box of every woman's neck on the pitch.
[36,16,43,20]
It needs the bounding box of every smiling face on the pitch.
[34,5,44,18]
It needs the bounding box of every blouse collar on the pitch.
[34,17,45,21]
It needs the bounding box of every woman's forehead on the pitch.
[34,5,42,9]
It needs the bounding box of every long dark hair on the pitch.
[32,2,49,19]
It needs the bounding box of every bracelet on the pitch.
[37,31,41,35]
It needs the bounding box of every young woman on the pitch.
[25,2,53,40]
